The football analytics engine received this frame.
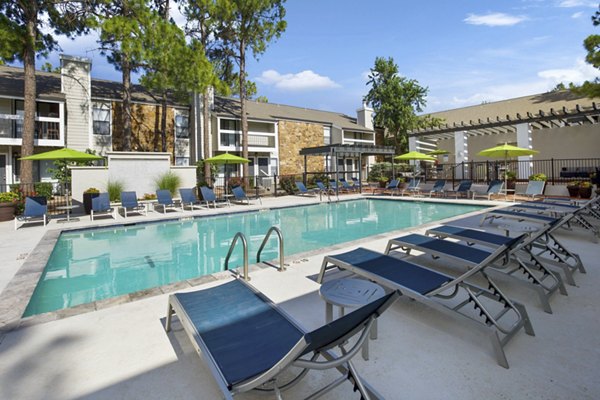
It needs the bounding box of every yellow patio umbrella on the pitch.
[204,153,250,193]
[478,143,539,189]
[394,151,436,162]
[426,149,450,156]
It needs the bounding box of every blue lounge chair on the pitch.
[401,178,421,196]
[120,191,147,218]
[166,278,399,399]
[155,189,182,213]
[472,179,504,200]
[90,193,115,220]
[426,223,580,287]
[446,180,472,198]
[339,178,357,192]
[200,186,229,208]
[429,179,446,197]
[14,196,47,230]
[318,247,534,369]
[373,179,400,196]
[328,179,346,193]
[295,181,317,197]
[521,180,546,201]
[315,180,334,194]
[231,185,261,205]
[179,188,203,210]
[385,231,563,314]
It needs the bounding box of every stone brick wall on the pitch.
[112,102,176,155]
[278,120,324,176]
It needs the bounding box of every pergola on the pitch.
[299,144,396,194]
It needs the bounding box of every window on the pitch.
[175,111,189,138]
[324,126,331,145]
[92,103,110,135]
[220,118,240,131]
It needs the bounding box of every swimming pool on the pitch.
[23,199,485,316]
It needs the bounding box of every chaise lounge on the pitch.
[165,279,399,399]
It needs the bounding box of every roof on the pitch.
[214,96,373,132]
[0,64,188,106]
[411,91,600,140]
[299,144,395,157]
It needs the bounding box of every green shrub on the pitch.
[34,182,53,199]
[279,176,297,194]
[107,180,125,202]
[528,173,547,181]
[84,187,100,194]
[155,171,181,196]
[0,191,19,203]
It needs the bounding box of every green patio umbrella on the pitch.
[19,147,103,161]
[20,148,103,208]
[204,153,250,194]
[478,143,539,190]
[427,149,450,156]
[394,151,436,162]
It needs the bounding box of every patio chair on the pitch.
[521,180,546,201]
[318,247,534,369]
[400,178,421,196]
[384,231,563,314]
[372,179,400,196]
[231,185,261,205]
[445,180,472,198]
[295,181,317,197]
[179,188,203,210]
[472,179,504,200]
[120,191,147,218]
[90,193,116,221]
[315,180,335,194]
[165,278,399,400]
[200,186,229,208]
[14,196,47,230]
[155,190,182,214]
[429,179,446,197]
[351,177,362,190]
[329,179,348,193]
[339,178,357,192]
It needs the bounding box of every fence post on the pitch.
[551,158,555,185]
[274,174,278,197]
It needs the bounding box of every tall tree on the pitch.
[364,57,439,154]
[98,0,152,152]
[574,5,600,98]
[216,0,286,180]
[0,1,96,184]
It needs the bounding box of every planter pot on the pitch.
[378,181,388,188]
[0,202,16,222]
[567,186,580,198]
[83,192,100,215]
[579,186,592,199]
[506,180,516,190]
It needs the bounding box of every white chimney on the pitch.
[60,54,92,151]
[356,102,374,130]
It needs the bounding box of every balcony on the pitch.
[0,114,64,147]
[219,131,276,151]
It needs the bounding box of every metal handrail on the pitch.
[256,226,286,271]
[224,232,250,281]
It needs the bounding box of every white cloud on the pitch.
[538,59,599,84]
[464,13,527,27]
[558,0,597,8]
[571,11,584,18]
[256,69,341,91]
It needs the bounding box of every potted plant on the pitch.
[0,191,19,222]
[579,181,592,199]
[505,171,517,190]
[377,176,389,188]
[83,187,101,215]
[528,173,547,182]
[566,181,580,198]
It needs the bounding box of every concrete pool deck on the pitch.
[0,193,598,399]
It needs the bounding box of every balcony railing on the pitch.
[219,132,276,149]
[0,114,61,141]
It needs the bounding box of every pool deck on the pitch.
[0,193,598,399]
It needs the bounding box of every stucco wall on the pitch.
[71,152,195,204]
[531,124,599,160]
[277,120,324,175]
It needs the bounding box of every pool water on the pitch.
[23,199,485,316]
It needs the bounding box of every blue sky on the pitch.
[28,0,600,116]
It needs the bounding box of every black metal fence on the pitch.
[0,182,70,215]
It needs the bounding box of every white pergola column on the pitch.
[408,136,418,170]
[454,131,468,179]
[516,123,532,179]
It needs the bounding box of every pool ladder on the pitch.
[224,226,285,281]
